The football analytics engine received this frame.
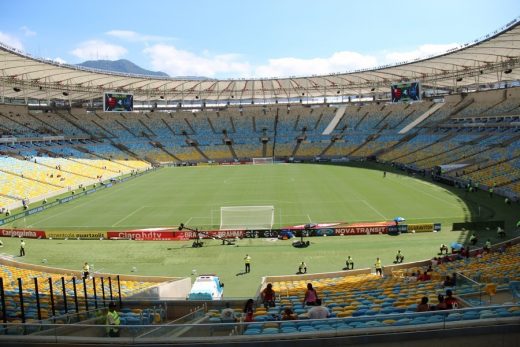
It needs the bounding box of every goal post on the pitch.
[220,206,275,230]
[252,157,274,165]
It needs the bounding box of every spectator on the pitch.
[375,257,383,276]
[106,302,120,337]
[418,271,431,281]
[435,294,448,310]
[303,283,319,306]
[281,307,297,320]
[405,272,418,282]
[261,283,276,309]
[445,289,459,309]
[298,261,307,274]
[307,299,330,319]
[416,297,430,312]
[469,233,478,245]
[220,303,237,322]
[243,299,254,322]
[443,275,454,287]
[451,272,457,286]
[345,256,354,270]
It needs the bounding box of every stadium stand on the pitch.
[2,88,520,206]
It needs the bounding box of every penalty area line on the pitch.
[361,200,387,220]
[112,206,146,227]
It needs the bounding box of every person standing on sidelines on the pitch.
[244,254,251,273]
[83,262,90,279]
[375,257,383,277]
[19,239,26,257]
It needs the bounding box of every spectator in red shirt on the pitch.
[261,283,276,309]
[445,289,459,309]
[418,271,431,281]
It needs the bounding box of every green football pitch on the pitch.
[1,163,517,297]
[4,163,488,230]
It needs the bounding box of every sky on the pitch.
[0,0,518,79]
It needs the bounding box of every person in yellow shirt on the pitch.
[244,254,251,273]
[82,262,90,279]
[375,257,383,277]
[106,302,120,337]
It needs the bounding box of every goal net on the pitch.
[220,206,274,230]
[252,157,274,165]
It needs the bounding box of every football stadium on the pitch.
[0,5,520,346]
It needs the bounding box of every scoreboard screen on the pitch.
[104,92,133,112]
[391,82,421,103]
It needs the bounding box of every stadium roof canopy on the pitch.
[1,17,519,105]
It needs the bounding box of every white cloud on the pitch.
[143,44,251,77]
[384,43,459,64]
[53,57,66,64]
[71,40,127,60]
[20,26,36,37]
[255,51,378,77]
[0,32,23,50]
[141,42,461,78]
[106,30,174,42]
